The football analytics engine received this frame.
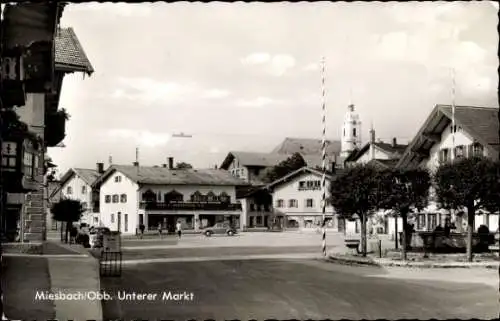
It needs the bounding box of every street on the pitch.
[97,233,499,320]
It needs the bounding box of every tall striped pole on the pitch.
[451,68,456,163]
[320,57,327,257]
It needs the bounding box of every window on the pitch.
[417,214,426,230]
[288,199,298,208]
[306,199,314,208]
[343,128,345,137]
[112,194,119,203]
[81,186,87,194]
[250,203,256,211]
[191,191,204,202]
[256,216,262,225]
[219,192,230,203]
[314,180,321,187]
[428,214,437,231]
[23,152,33,178]
[120,194,127,203]
[165,190,183,203]
[66,186,73,195]
[105,195,111,203]
[455,145,464,158]
[206,191,216,202]
[353,128,357,136]
[124,214,128,232]
[472,143,484,157]
[142,189,156,202]
[439,148,449,163]
[298,181,305,189]
[276,199,284,208]
[111,213,115,223]
[114,176,122,183]
[1,142,17,171]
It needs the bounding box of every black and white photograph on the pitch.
[0,1,499,320]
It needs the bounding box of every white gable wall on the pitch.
[59,173,94,225]
[99,171,139,233]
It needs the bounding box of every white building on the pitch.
[396,104,499,233]
[51,164,103,226]
[266,166,342,230]
[340,104,362,158]
[91,162,249,235]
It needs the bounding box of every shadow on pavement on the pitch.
[1,256,56,320]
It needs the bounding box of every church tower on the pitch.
[341,104,362,158]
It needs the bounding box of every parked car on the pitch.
[202,223,237,237]
[89,227,111,248]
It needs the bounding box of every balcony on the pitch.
[44,108,68,147]
[140,201,242,211]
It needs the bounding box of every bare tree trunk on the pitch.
[466,206,475,262]
[394,215,399,250]
[401,211,408,261]
[361,212,367,256]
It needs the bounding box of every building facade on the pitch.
[93,163,248,235]
[266,166,342,230]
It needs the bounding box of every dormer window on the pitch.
[206,191,217,202]
[165,190,183,203]
[191,191,204,202]
[142,189,156,202]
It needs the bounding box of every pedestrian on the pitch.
[158,222,163,239]
[139,223,145,239]
[176,220,182,239]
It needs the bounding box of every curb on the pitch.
[326,255,500,269]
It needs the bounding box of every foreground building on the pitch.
[92,160,249,235]
[0,3,94,242]
[395,104,499,233]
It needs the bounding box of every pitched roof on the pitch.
[272,137,342,156]
[397,105,499,168]
[373,142,408,154]
[265,166,339,191]
[48,180,62,199]
[96,165,250,187]
[368,159,400,169]
[221,152,291,168]
[345,141,408,164]
[55,27,94,75]
[73,168,100,186]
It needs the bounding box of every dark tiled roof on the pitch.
[229,152,291,167]
[439,105,499,150]
[369,159,400,169]
[73,168,100,186]
[373,142,408,154]
[109,165,249,186]
[55,27,94,75]
[272,137,342,156]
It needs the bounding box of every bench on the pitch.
[345,239,360,255]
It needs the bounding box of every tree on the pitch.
[378,168,431,260]
[330,164,380,256]
[264,153,306,183]
[176,162,193,169]
[51,199,85,243]
[434,157,497,262]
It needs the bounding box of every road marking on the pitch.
[116,253,321,265]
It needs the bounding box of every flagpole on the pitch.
[320,57,327,257]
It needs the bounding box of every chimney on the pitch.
[133,161,139,167]
[392,137,397,147]
[168,157,174,169]
[96,162,104,174]
[162,164,167,168]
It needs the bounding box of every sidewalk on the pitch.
[2,241,102,321]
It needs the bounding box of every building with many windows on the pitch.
[91,161,249,235]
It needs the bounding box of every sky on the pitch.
[48,1,499,176]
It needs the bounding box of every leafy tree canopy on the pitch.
[329,164,380,217]
[176,162,193,169]
[434,157,497,211]
[264,152,306,183]
[51,198,85,223]
[378,168,431,214]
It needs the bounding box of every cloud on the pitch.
[202,88,231,99]
[235,96,281,108]
[240,52,271,65]
[105,129,171,147]
[111,77,196,104]
[241,52,296,76]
